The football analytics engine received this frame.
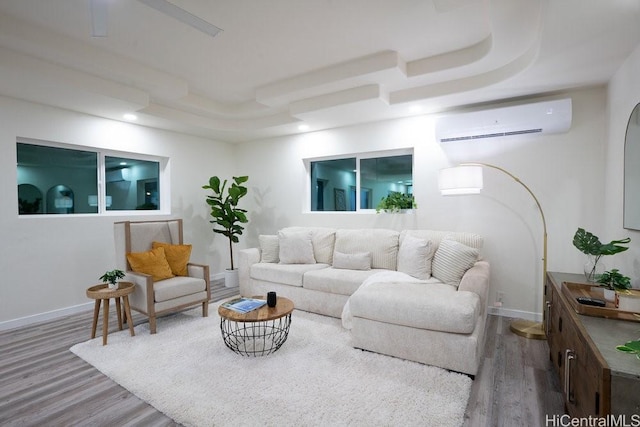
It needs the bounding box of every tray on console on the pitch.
[561,281,640,322]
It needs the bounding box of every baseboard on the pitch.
[0,301,94,332]
[211,273,224,281]
[488,306,542,322]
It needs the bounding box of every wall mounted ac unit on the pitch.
[106,168,131,182]
[435,98,572,143]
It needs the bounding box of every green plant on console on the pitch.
[617,340,640,361]
[376,192,416,213]
[99,269,125,286]
[572,228,630,281]
[596,269,631,291]
[203,175,249,270]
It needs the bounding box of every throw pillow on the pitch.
[126,246,174,282]
[278,231,316,264]
[397,235,434,279]
[332,251,372,270]
[432,239,479,287]
[259,235,280,263]
[152,241,192,276]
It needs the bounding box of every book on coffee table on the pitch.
[221,297,267,314]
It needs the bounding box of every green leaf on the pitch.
[208,176,221,194]
[572,228,630,256]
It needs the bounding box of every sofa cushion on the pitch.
[281,227,336,264]
[278,230,316,264]
[397,235,435,279]
[349,281,480,334]
[431,239,479,287]
[251,262,329,287]
[304,268,387,296]
[334,229,399,270]
[400,230,483,251]
[154,276,206,302]
[259,235,279,263]
[332,251,371,270]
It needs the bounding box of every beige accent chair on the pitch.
[114,219,210,334]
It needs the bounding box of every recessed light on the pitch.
[123,113,138,121]
[120,162,127,166]
[298,124,310,131]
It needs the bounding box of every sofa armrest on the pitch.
[188,262,211,300]
[238,248,260,296]
[458,260,490,314]
[124,270,155,315]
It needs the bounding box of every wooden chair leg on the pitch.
[149,316,157,334]
[202,301,209,317]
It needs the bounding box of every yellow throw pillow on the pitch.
[152,241,192,276]
[126,246,174,282]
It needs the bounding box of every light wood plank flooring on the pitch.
[1,284,564,426]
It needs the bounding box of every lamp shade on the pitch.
[438,166,483,195]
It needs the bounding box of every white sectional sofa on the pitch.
[238,226,490,375]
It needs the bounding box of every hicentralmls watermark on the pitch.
[546,414,640,427]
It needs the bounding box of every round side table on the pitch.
[86,282,135,345]
[218,296,294,356]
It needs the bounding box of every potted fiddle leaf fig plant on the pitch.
[99,269,125,289]
[375,192,416,213]
[203,175,249,288]
[572,228,630,282]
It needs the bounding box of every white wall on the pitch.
[0,83,616,327]
[236,86,608,320]
[605,43,640,283]
[0,96,235,326]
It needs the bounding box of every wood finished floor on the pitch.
[1,283,565,427]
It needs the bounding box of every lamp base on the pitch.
[509,319,546,340]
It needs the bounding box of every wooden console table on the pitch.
[546,272,640,417]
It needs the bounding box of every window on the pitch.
[308,150,413,212]
[17,140,166,215]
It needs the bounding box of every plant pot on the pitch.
[603,288,616,302]
[616,289,640,312]
[108,282,118,289]
[224,269,239,288]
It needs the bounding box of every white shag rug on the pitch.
[71,307,471,427]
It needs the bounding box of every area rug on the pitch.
[71,307,471,427]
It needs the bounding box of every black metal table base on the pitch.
[220,314,292,356]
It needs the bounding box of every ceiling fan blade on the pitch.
[90,0,109,37]
[136,0,222,38]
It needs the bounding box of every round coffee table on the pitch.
[86,282,135,345]
[218,296,294,356]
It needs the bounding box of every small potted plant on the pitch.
[99,269,125,289]
[376,192,416,213]
[596,269,631,301]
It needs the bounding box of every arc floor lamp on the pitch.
[438,162,547,340]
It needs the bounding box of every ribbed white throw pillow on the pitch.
[397,235,434,279]
[259,235,279,263]
[432,238,479,286]
[278,231,316,264]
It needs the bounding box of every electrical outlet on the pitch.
[494,292,505,307]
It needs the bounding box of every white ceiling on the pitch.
[1,0,639,143]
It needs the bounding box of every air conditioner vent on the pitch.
[436,98,571,143]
